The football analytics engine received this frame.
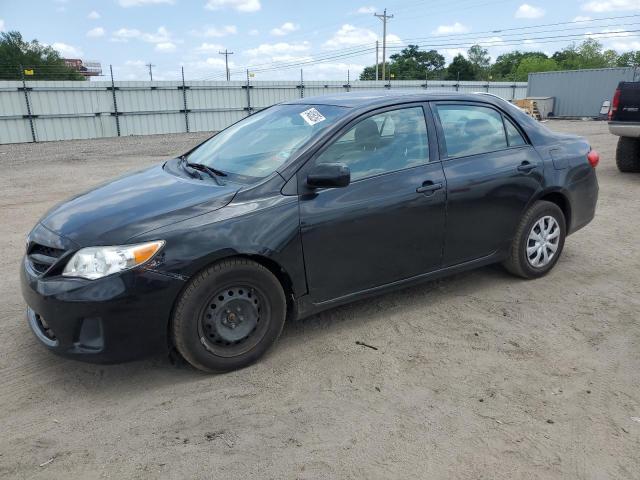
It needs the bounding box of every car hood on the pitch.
[41,163,240,246]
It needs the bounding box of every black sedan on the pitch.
[21,92,599,372]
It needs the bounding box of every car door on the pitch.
[298,104,447,303]
[432,101,544,267]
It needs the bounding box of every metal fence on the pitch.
[527,67,640,118]
[0,79,528,144]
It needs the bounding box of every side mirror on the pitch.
[306,163,351,189]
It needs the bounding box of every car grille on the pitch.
[27,243,66,275]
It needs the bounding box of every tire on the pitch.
[172,258,286,373]
[503,200,566,279]
[616,137,640,173]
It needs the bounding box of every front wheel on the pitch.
[172,258,286,373]
[503,200,566,279]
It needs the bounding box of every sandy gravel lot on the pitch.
[1,121,639,479]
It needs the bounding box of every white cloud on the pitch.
[588,28,640,51]
[155,42,177,52]
[270,54,313,63]
[125,60,146,67]
[87,10,100,19]
[357,6,376,14]
[250,61,365,81]
[610,39,640,50]
[248,29,259,36]
[198,57,228,68]
[112,28,142,41]
[86,27,105,38]
[582,0,640,12]
[183,56,237,79]
[141,26,172,43]
[0,19,4,31]
[432,22,470,35]
[118,0,174,7]
[191,25,237,37]
[112,26,174,44]
[270,22,299,36]
[51,42,83,58]
[322,25,401,49]
[515,4,546,19]
[324,24,377,48]
[204,0,261,12]
[573,15,592,21]
[245,41,311,57]
[195,42,225,53]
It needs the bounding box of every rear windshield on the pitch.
[187,104,348,178]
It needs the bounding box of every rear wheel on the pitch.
[616,137,640,173]
[172,258,286,372]
[503,200,566,279]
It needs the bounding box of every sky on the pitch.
[1,0,639,81]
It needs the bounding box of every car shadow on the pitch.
[280,264,511,343]
[25,263,515,396]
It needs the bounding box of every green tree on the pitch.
[553,39,618,70]
[492,51,549,80]
[446,54,476,81]
[616,51,640,67]
[359,44,445,80]
[467,44,491,79]
[388,45,446,80]
[359,64,381,80]
[0,31,84,80]
[515,56,559,81]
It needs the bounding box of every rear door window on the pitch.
[504,117,527,147]
[435,104,508,158]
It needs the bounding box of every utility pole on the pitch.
[374,8,393,82]
[219,49,234,81]
[145,62,155,81]
[375,40,379,80]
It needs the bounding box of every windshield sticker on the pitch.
[299,107,326,126]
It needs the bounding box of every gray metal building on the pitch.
[527,67,640,118]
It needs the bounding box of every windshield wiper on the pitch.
[185,161,227,185]
[186,162,227,177]
[178,155,202,180]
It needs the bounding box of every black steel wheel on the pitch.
[199,285,269,357]
[172,258,286,372]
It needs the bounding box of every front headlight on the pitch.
[62,241,165,280]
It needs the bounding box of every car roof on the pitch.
[282,90,499,108]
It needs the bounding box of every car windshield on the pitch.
[186,104,349,179]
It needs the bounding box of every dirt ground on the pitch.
[0,121,639,479]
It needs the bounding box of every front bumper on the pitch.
[21,258,186,364]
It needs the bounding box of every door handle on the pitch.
[416,181,443,195]
[517,161,536,173]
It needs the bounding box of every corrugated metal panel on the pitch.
[527,67,640,117]
[0,79,528,144]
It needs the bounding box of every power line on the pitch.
[198,28,640,79]
[200,13,640,79]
